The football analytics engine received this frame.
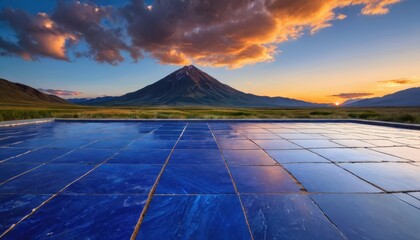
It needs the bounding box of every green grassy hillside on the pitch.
[0,104,419,124]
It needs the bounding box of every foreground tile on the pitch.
[312,194,420,240]
[137,195,250,239]
[217,140,260,150]
[2,195,147,239]
[393,193,420,209]
[230,166,301,193]
[107,149,171,164]
[290,140,343,149]
[6,148,72,164]
[223,150,277,165]
[176,140,218,149]
[254,140,301,150]
[84,139,133,149]
[330,139,375,148]
[242,194,345,240]
[312,148,403,162]
[372,147,420,161]
[169,149,224,164]
[409,192,420,200]
[0,165,93,194]
[0,148,31,162]
[340,162,420,191]
[284,163,381,193]
[0,194,49,233]
[65,164,161,194]
[267,149,330,163]
[50,149,116,164]
[156,165,234,194]
[0,164,40,183]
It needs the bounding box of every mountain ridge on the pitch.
[346,87,420,107]
[81,65,322,107]
[0,78,69,105]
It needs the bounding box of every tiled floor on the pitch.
[0,121,419,239]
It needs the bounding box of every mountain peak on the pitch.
[178,65,200,74]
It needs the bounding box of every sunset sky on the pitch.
[0,0,419,104]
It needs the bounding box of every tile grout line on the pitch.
[208,123,255,240]
[0,128,148,238]
[0,141,98,186]
[0,148,122,238]
[130,123,188,240]
[307,194,349,240]
[263,127,349,239]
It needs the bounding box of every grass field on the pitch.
[1,103,419,124]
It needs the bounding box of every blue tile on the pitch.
[46,139,96,148]
[242,194,345,240]
[6,148,72,164]
[0,148,31,162]
[340,162,420,191]
[127,140,177,149]
[107,149,171,164]
[176,140,218,149]
[267,149,330,163]
[180,135,215,141]
[65,164,161,194]
[0,164,39,183]
[290,140,343,148]
[7,137,60,148]
[137,195,251,239]
[141,134,180,140]
[0,194,49,233]
[254,140,302,150]
[156,165,235,194]
[169,149,225,164]
[312,148,402,162]
[312,194,420,240]
[2,195,147,239]
[0,164,93,194]
[284,163,381,193]
[230,166,301,193]
[50,149,116,164]
[84,139,133,149]
[223,150,277,165]
[217,140,260,150]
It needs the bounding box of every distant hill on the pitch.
[0,78,68,104]
[66,96,114,104]
[81,65,322,107]
[347,87,420,107]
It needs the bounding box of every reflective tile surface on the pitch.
[0,121,419,239]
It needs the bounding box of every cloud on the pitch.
[0,9,76,60]
[38,88,82,96]
[330,92,374,99]
[0,0,401,68]
[378,77,420,87]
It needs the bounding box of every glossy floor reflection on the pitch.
[0,120,419,239]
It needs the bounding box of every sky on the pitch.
[0,0,419,104]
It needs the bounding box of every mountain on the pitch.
[342,98,364,106]
[347,87,420,107]
[81,65,320,107]
[0,78,68,104]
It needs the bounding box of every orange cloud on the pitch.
[378,77,420,87]
[330,92,374,99]
[38,88,82,96]
[1,0,401,68]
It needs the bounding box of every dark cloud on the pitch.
[330,92,374,99]
[0,0,401,68]
[0,8,76,60]
[38,88,82,96]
